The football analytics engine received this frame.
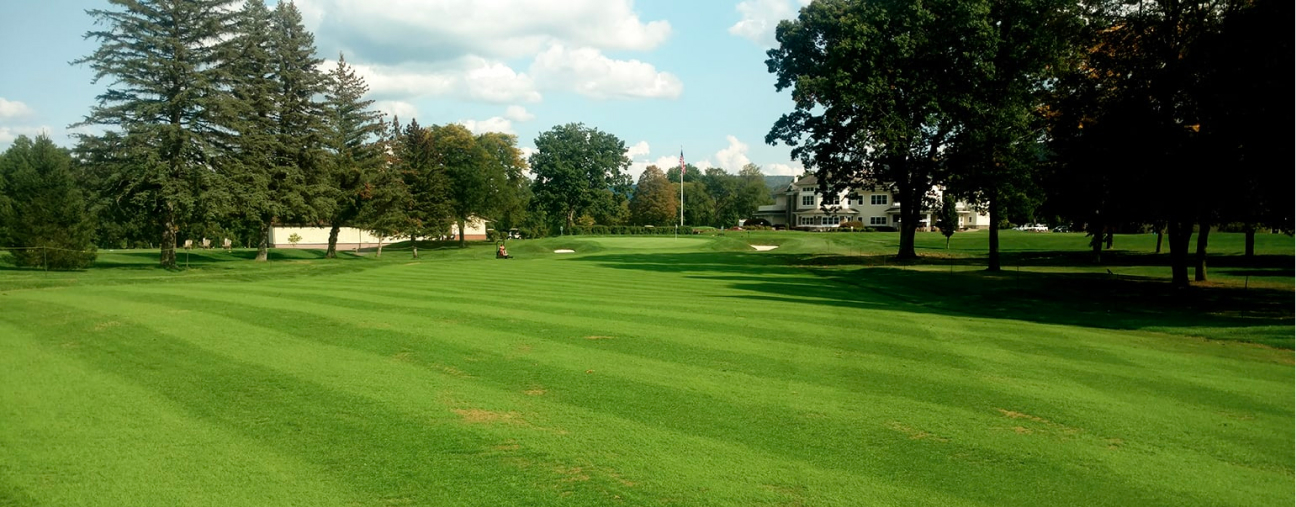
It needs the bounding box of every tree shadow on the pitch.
[569,251,1294,349]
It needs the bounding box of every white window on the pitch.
[871,194,888,205]
[823,194,840,206]
[870,216,888,226]
[801,195,815,207]
[798,216,815,226]
[849,194,864,205]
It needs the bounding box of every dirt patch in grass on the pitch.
[996,408,1083,437]
[998,408,1049,423]
[524,388,547,396]
[886,421,949,442]
[585,335,615,340]
[92,321,122,331]
[453,408,526,426]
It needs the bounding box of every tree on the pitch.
[262,1,329,259]
[395,119,453,242]
[428,124,495,248]
[944,0,1073,271]
[476,132,530,235]
[529,123,631,231]
[76,0,238,268]
[1045,0,1252,287]
[321,54,386,258]
[733,164,774,224]
[766,0,984,259]
[935,193,959,249]
[629,165,677,226]
[0,136,97,269]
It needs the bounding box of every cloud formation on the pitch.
[714,135,752,173]
[372,100,419,123]
[531,44,682,100]
[324,58,540,104]
[729,0,811,47]
[458,117,515,135]
[0,98,33,119]
[299,0,671,64]
[504,106,535,122]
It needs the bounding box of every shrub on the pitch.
[840,221,865,230]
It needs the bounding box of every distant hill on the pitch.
[764,175,794,192]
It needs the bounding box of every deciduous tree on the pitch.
[529,123,631,231]
[766,0,983,259]
[629,165,676,226]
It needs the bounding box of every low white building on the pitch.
[754,175,989,231]
[271,217,492,249]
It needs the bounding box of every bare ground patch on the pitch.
[453,408,527,426]
[886,421,950,442]
[584,335,615,341]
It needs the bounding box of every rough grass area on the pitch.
[0,232,1291,506]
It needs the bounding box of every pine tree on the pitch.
[321,54,386,258]
[0,136,97,269]
[75,0,239,268]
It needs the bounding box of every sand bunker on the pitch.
[750,245,779,251]
[554,249,575,254]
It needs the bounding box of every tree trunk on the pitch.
[1244,224,1255,258]
[376,239,383,259]
[1105,228,1113,249]
[565,208,575,233]
[987,193,1001,272]
[160,212,178,269]
[1194,221,1210,282]
[895,182,919,260]
[1155,226,1163,253]
[255,220,270,262]
[1168,220,1193,288]
[326,223,341,259]
[1088,219,1103,263]
[458,218,466,248]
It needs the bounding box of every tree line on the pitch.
[0,0,776,269]
[767,0,1290,286]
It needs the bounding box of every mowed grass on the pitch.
[0,232,1291,506]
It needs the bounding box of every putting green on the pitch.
[0,234,1290,506]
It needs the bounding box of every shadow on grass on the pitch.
[570,251,1295,349]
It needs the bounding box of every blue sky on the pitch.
[0,0,812,178]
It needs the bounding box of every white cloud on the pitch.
[729,0,811,47]
[462,58,542,103]
[459,117,515,135]
[625,141,650,159]
[714,135,752,173]
[372,100,418,122]
[0,98,33,119]
[0,125,52,146]
[765,160,805,176]
[321,57,541,105]
[299,0,671,63]
[531,44,682,100]
[504,105,535,122]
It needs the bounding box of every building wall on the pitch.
[271,218,491,249]
[756,179,989,230]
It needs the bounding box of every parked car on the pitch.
[1014,224,1049,232]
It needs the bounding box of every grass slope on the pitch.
[0,233,1291,506]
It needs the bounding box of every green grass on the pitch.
[0,232,1291,506]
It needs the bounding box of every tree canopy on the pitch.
[529,123,631,232]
